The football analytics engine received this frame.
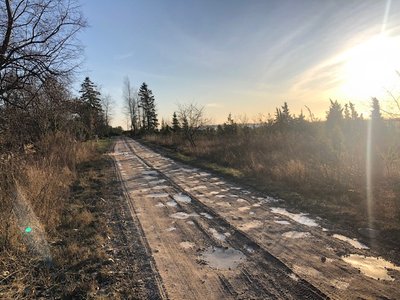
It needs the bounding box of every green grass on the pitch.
[95,138,113,154]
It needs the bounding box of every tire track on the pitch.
[112,141,169,300]
[123,137,329,299]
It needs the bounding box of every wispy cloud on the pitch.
[114,52,135,61]
[205,102,223,108]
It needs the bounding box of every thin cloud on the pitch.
[206,103,223,108]
[114,52,135,61]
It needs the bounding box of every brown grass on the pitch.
[0,133,112,298]
[144,120,400,254]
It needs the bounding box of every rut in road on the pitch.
[116,137,328,299]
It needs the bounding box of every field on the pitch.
[143,117,400,263]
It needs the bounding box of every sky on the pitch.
[76,0,400,128]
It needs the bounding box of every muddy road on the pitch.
[111,137,400,300]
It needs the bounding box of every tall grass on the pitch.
[145,119,400,231]
[0,132,96,251]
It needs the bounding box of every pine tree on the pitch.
[274,102,292,126]
[172,112,180,132]
[138,82,158,131]
[79,77,103,137]
[326,99,343,130]
[344,103,350,120]
[371,97,382,121]
[349,102,359,120]
[326,99,344,154]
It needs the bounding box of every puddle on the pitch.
[153,185,169,190]
[238,206,250,212]
[180,241,195,249]
[199,172,210,177]
[144,175,157,180]
[282,231,311,239]
[231,187,242,190]
[155,202,165,207]
[142,170,158,175]
[214,181,225,185]
[146,193,169,198]
[289,273,300,282]
[193,185,207,190]
[271,207,318,227]
[209,228,226,241]
[237,199,249,203]
[274,220,291,225]
[166,200,178,207]
[245,245,255,253]
[173,193,192,204]
[262,196,280,203]
[200,212,213,219]
[216,202,231,207]
[341,254,400,281]
[149,179,167,184]
[170,212,199,219]
[201,246,246,270]
[333,234,369,250]
[239,220,263,230]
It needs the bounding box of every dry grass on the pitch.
[144,121,400,251]
[0,133,112,298]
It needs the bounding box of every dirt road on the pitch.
[111,137,400,300]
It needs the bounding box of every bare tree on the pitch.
[123,77,139,133]
[0,0,86,108]
[101,94,113,127]
[177,103,208,147]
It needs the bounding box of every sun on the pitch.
[341,34,400,99]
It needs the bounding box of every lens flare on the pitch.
[366,120,374,232]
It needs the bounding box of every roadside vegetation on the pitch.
[0,0,138,298]
[143,99,400,259]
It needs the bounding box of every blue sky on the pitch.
[76,0,400,127]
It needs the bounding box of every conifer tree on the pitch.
[138,82,158,131]
[79,77,103,137]
[275,102,292,126]
[172,112,180,132]
[371,98,382,121]
[326,99,343,130]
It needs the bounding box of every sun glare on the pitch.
[341,35,400,99]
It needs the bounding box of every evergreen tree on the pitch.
[274,102,292,126]
[79,77,103,137]
[138,82,158,131]
[172,112,180,132]
[371,97,382,121]
[326,99,343,130]
[344,103,350,120]
[326,99,344,154]
[349,102,359,120]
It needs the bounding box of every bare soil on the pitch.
[114,137,400,300]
